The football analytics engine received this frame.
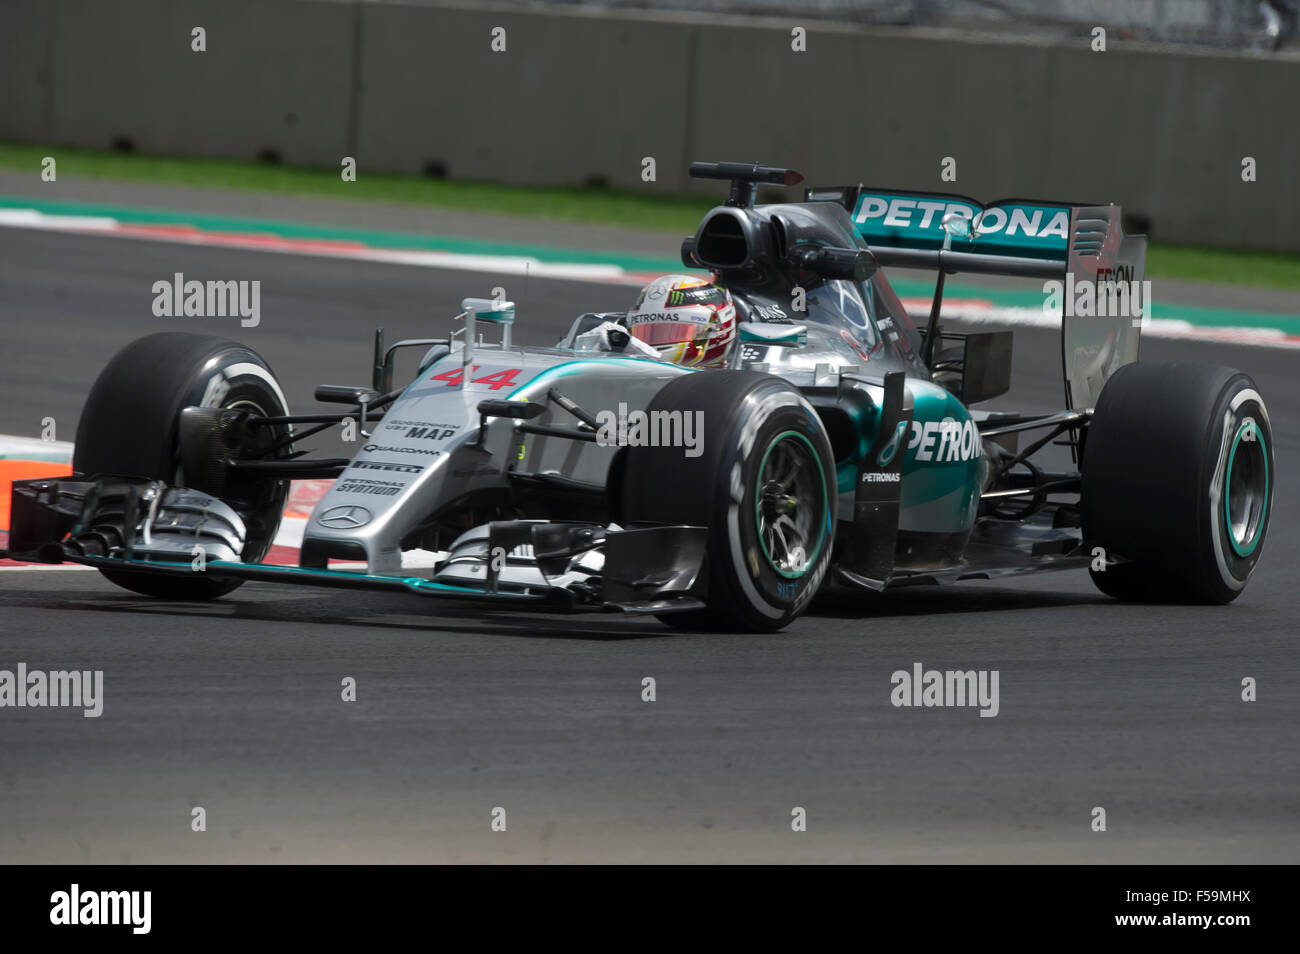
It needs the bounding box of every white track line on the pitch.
[0,209,118,231]
[0,435,74,462]
[2,206,1298,345]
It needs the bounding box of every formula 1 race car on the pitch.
[4,162,1274,631]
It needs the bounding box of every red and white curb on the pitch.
[0,208,644,285]
[0,434,75,463]
[2,206,1298,348]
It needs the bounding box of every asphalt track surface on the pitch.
[1,225,1297,863]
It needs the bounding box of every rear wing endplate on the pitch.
[807,185,1149,411]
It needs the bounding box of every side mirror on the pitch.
[314,384,379,405]
[477,399,544,421]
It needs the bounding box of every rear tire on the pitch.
[620,371,836,632]
[73,332,291,599]
[1082,361,1272,603]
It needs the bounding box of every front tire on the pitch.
[620,371,836,632]
[1082,361,1272,603]
[73,332,291,599]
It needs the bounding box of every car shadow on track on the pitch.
[3,575,1112,641]
[810,583,1111,619]
[0,586,675,641]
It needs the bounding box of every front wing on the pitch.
[4,475,709,616]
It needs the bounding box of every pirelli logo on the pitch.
[350,460,422,474]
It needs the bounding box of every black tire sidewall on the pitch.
[72,333,290,595]
[1083,361,1272,603]
[621,372,836,630]
[706,390,835,627]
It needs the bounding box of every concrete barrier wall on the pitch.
[0,0,56,142]
[686,19,1300,249]
[355,3,695,188]
[1,0,1296,250]
[7,0,356,165]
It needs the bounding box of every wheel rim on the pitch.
[176,395,287,560]
[754,431,828,578]
[229,397,291,558]
[1224,418,1268,558]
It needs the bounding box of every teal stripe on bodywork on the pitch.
[505,357,690,399]
[77,556,544,599]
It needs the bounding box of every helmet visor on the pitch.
[629,319,712,347]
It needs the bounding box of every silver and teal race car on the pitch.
[4,162,1273,631]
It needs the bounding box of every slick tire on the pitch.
[1082,361,1272,604]
[620,371,836,632]
[73,332,291,599]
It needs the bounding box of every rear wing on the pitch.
[806,185,1149,412]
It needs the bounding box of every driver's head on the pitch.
[625,275,736,368]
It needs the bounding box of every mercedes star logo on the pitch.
[317,505,372,529]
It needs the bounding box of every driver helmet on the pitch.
[625,275,737,368]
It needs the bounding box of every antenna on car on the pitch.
[688,161,804,209]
